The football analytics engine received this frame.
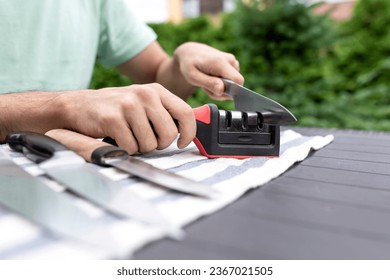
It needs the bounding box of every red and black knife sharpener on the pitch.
[193,104,280,158]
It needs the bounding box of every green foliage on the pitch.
[89,0,390,131]
[229,0,340,129]
[149,16,224,54]
[89,62,132,89]
[232,0,334,91]
[334,0,390,92]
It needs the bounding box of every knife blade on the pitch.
[222,78,297,125]
[0,147,119,253]
[45,129,219,199]
[6,132,183,240]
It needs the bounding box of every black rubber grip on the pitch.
[6,132,67,163]
[91,145,127,166]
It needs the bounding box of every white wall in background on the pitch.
[125,0,169,23]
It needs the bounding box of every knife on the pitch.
[45,129,218,199]
[0,147,120,253]
[222,78,297,125]
[6,132,183,240]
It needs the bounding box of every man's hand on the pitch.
[0,84,196,155]
[172,42,244,100]
[63,83,196,154]
[118,41,244,101]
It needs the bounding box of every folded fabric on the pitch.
[0,129,333,259]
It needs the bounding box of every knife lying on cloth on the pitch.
[0,148,121,252]
[45,129,218,199]
[6,132,183,240]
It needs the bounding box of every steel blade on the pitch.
[222,79,297,125]
[104,156,219,199]
[39,152,183,240]
[0,149,117,253]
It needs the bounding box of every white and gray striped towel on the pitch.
[0,129,333,259]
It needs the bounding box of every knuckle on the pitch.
[181,105,195,119]
[226,53,236,61]
[128,85,154,103]
[150,82,164,89]
[137,87,156,103]
[99,112,120,127]
[186,66,199,79]
[211,80,224,94]
[121,96,137,111]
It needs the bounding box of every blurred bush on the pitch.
[90,0,390,131]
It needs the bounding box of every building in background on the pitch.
[127,0,236,23]
[127,0,355,24]
[313,0,355,21]
[182,0,236,18]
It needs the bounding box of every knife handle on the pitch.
[91,146,128,166]
[6,131,68,163]
[45,129,127,166]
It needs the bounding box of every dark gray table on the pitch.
[134,127,390,259]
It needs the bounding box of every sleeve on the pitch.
[97,0,157,67]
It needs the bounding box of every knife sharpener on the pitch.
[193,104,280,158]
[102,103,281,158]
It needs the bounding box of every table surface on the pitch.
[134,127,390,260]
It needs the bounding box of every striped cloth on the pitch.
[0,129,333,259]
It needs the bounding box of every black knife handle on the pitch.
[6,132,67,163]
[91,145,128,166]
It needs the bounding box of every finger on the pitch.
[220,53,244,83]
[124,109,158,153]
[184,66,225,97]
[203,88,233,101]
[233,59,240,71]
[107,120,139,155]
[185,63,244,97]
[223,52,240,70]
[216,61,245,86]
[159,91,196,149]
[146,105,179,150]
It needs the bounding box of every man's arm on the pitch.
[0,91,67,142]
[117,41,244,100]
[0,85,195,154]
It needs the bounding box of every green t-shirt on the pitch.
[0,0,157,93]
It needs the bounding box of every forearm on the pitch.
[156,57,196,100]
[117,41,196,100]
[0,91,68,143]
